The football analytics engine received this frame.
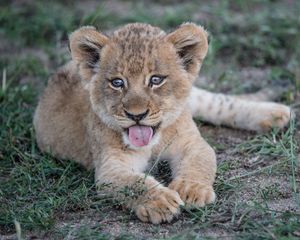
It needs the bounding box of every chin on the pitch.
[122,131,161,150]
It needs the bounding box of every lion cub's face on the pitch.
[70,23,208,148]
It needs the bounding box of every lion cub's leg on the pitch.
[188,86,291,132]
[164,112,217,208]
[94,150,183,224]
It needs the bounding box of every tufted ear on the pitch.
[166,23,208,77]
[69,26,109,81]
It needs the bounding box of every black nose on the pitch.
[125,109,149,122]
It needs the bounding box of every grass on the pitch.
[178,122,300,238]
[0,0,299,239]
[0,83,95,231]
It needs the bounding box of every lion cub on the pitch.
[34,23,291,224]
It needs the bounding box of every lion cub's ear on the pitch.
[69,26,109,81]
[166,23,208,77]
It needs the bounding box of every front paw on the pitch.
[134,186,184,224]
[169,179,215,208]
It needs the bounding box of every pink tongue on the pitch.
[128,126,153,147]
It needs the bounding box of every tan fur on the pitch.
[34,23,291,224]
[188,87,291,132]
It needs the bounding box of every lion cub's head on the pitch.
[69,23,208,148]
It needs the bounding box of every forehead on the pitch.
[106,24,169,76]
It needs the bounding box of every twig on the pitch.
[2,68,6,92]
[226,159,288,182]
[14,220,22,240]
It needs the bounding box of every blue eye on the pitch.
[149,75,166,86]
[111,78,124,88]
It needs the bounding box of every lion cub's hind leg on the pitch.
[188,86,292,132]
[34,64,93,169]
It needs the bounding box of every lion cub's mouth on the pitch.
[126,124,159,147]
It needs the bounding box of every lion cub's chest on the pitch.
[124,148,152,173]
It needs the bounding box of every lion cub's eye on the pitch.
[110,78,124,89]
[149,75,166,87]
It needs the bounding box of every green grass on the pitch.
[178,126,300,239]
[0,0,299,239]
[0,82,94,231]
[0,1,77,46]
